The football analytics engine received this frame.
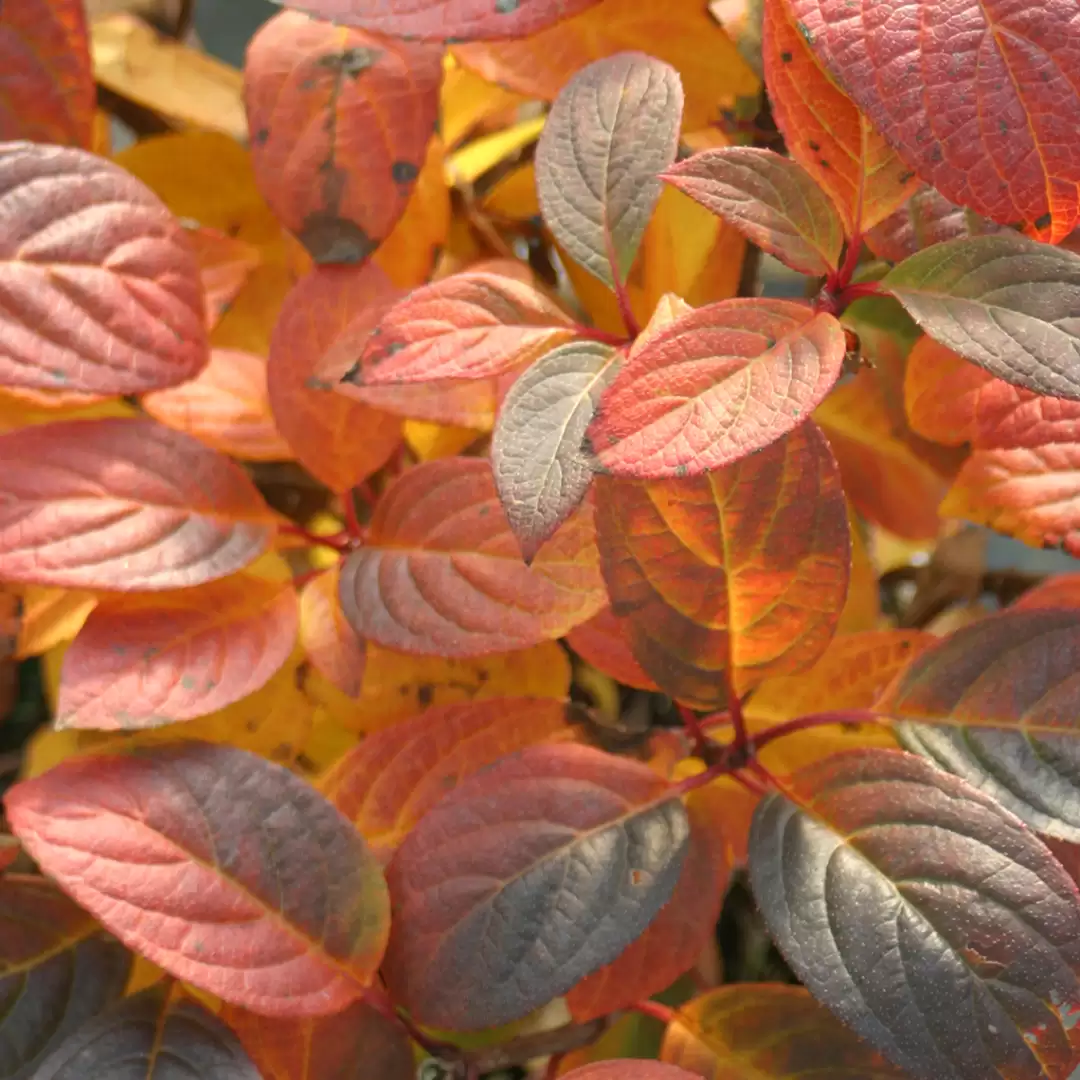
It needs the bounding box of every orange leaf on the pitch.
[184,226,263,332]
[299,566,366,698]
[15,585,96,659]
[565,607,660,692]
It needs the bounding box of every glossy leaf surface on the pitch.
[0,143,207,394]
[0,418,277,590]
[750,748,1080,1080]
[383,743,689,1029]
[338,456,606,656]
[589,300,846,478]
[5,742,390,1016]
[535,52,683,288]
[493,340,619,561]
[244,11,442,264]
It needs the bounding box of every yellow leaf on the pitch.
[16,586,97,659]
[837,510,881,633]
[404,419,482,461]
[440,54,530,148]
[445,115,545,188]
[480,161,540,222]
[92,109,112,157]
[0,390,135,433]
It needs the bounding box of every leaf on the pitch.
[185,226,263,331]
[0,417,278,590]
[564,607,659,692]
[268,264,403,492]
[786,0,1080,241]
[338,456,606,656]
[749,748,1080,1080]
[382,742,690,1029]
[595,422,850,708]
[535,52,683,288]
[33,987,261,1080]
[884,233,1080,402]
[4,741,390,1016]
[358,271,575,384]
[299,567,366,698]
[660,984,909,1078]
[0,0,95,148]
[0,875,132,1079]
[0,142,208,395]
[662,148,844,276]
[561,1062,699,1080]
[318,697,575,858]
[15,586,96,659]
[244,11,442,265]
[493,340,619,562]
[222,997,414,1080]
[454,0,760,132]
[589,299,846,479]
[440,54,529,147]
[56,571,300,730]
[282,0,605,42]
[761,0,918,235]
[141,348,291,462]
[445,114,546,188]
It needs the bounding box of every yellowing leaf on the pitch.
[440,53,530,148]
[15,586,97,659]
[445,115,545,188]
[0,390,135,433]
[481,161,540,222]
[404,419,482,460]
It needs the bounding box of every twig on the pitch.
[279,523,353,553]
[628,999,675,1025]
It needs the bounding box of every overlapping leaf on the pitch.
[884,233,1080,402]
[56,570,299,730]
[0,0,95,147]
[564,607,659,692]
[493,340,619,561]
[749,748,1080,1080]
[337,456,606,656]
[382,742,690,1029]
[787,0,1080,241]
[762,0,918,234]
[563,1065,698,1080]
[661,984,908,1078]
[596,423,850,708]
[4,742,390,1016]
[15,586,95,659]
[0,875,132,1079]
[662,148,844,276]
[590,299,845,478]
[244,11,442,264]
[0,143,207,394]
[535,52,683,289]
[0,417,279,590]
[185,226,262,331]
[299,567,366,698]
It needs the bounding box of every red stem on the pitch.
[725,670,748,752]
[831,232,864,293]
[342,489,365,541]
[280,523,353,553]
[750,708,883,754]
[677,704,712,759]
[835,280,883,307]
[575,323,630,347]
[361,988,458,1061]
[629,999,675,1026]
[733,768,770,797]
[545,1054,566,1080]
[602,230,641,338]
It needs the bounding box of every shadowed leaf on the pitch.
[564,607,659,692]
[383,742,690,1029]
[299,566,366,698]
[4,742,390,1016]
[562,1065,699,1080]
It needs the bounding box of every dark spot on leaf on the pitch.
[300,78,316,92]
[780,51,793,62]
[1034,212,1052,230]
[675,463,688,477]
[998,119,1009,135]
[246,719,259,732]
[819,159,830,169]
[495,0,520,11]
[391,160,420,184]
[478,505,490,516]
[318,47,382,78]
[476,669,488,683]
[299,213,378,265]
[807,140,820,152]
[180,675,197,691]
[445,35,469,44]
[899,170,916,183]
[305,374,335,391]
[341,361,362,384]
[253,127,270,146]
[928,145,943,164]
[417,683,434,707]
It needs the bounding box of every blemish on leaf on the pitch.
[1034,212,1052,230]
[391,160,419,184]
[417,683,434,707]
[253,127,270,146]
[899,171,916,183]
[298,212,377,265]
[317,47,382,78]
[780,51,793,63]
[180,675,197,691]
[495,0,520,12]
[808,140,821,152]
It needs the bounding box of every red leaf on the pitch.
[319,697,576,858]
[787,0,1080,241]
[245,11,442,264]
[0,417,279,590]
[56,573,299,730]
[0,143,208,394]
[589,299,846,478]
[299,566,366,698]
[280,0,604,42]
[0,0,95,147]
[564,607,659,692]
[185,226,263,331]
[5,741,391,1016]
[358,271,575,383]
[337,456,606,656]
[562,1062,700,1080]
[382,742,689,1029]
[268,264,403,492]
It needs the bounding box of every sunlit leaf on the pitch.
[564,607,659,692]
[440,55,528,148]
[383,743,689,1029]
[6,743,389,1017]
[14,585,96,659]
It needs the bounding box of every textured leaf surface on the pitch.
[590,299,846,478]
[0,0,94,147]
[562,1065,699,1080]
[142,348,291,462]
[535,52,683,288]
[4,742,390,1016]
[383,743,689,1029]
[299,566,366,698]
[338,456,606,656]
[269,264,403,492]
[244,11,442,264]
[0,875,132,1079]
[493,340,619,561]
[787,0,1080,240]
[564,607,659,692]
[319,697,575,858]
[33,988,260,1080]
[0,418,277,590]
[283,0,603,41]
[358,271,575,384]
[903,336,999,447]
[596,423,850,707]
[661,984,908,1078]
[762,0,918,234]
[884,234,1080,401]
[0,143,207,394]
[749,748,1080,1080]
[662,148,844,276]
[56,572,299,730]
